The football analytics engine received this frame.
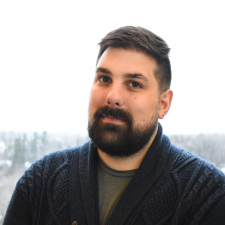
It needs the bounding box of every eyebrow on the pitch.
[96,67,112,75]
[124,73,149,83]
[96,67,149,83]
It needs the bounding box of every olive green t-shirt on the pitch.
[97,155,136,225]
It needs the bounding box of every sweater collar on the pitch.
[76,123,176,225]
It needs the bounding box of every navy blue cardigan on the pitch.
[3,124,225,225]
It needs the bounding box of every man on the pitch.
[3,26,225,225]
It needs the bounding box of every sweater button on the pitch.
[72,222,77,225]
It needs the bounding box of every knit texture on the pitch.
[3,124,225,225]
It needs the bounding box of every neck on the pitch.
[97,127,158,171]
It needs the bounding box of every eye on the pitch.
[98,76,111,83]
[128,81,142,88]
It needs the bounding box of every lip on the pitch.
[102,115,124,124]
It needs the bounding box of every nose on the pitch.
[106,84,124,107]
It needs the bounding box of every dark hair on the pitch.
[97,26,171,92]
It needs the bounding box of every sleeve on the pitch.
[187,169,225,225]
[3,170,33,225]
[198,196,225,225]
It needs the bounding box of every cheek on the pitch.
[125,98,147,122]
[88,87,106,118]
[90,87,106,106]
[127,96,149,113]
[127,96,159,123]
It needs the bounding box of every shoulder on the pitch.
[170,143,225,183]
[11,140,92,210]
[168,145,225,223]
[171,143,224,174]
[170,144,225,209]
[33,139,92,171]
[18,140,92,187]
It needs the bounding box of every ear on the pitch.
[158,89,173,119]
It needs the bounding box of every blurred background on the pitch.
[1,0,225,223]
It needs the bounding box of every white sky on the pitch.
[0,0,225,135]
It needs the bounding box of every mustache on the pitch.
[93,106,132,123]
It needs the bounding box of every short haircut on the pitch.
[97,26,171,92]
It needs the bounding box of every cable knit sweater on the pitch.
[3,124,225,225]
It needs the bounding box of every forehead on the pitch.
[97,47,157,77]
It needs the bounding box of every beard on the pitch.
[88,106,158,158]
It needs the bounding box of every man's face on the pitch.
[88,47,161,157]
